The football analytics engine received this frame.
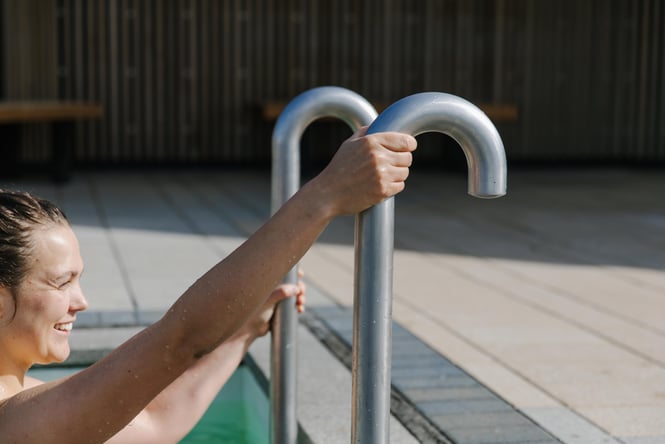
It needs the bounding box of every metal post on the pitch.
[352,92,508,443]
[270,86,378,444]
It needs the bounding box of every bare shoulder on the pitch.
[0,376,43,403]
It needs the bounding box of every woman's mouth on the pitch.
[54,322,73,332]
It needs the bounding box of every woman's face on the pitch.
[0,224,88,368]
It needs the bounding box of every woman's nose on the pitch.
[70,285,89,312]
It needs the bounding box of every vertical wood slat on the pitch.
[659,0,665,157]
[177,0,186,162]
[141,0,152,162]
[647,0,662,159]
[637,0,650,159]
[121,0,131,161]
[5,0,664,168]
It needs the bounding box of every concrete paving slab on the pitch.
[443,424,556,444]
[579,405,665,437]
[521,407,622,444]
[620,437,665,444]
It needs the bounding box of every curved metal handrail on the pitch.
[270,86,378,444]
[352,92,507,443]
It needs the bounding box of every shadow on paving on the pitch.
[3,166,664,271]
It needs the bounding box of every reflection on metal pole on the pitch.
[270,86,378,444]
[352,92,508,443]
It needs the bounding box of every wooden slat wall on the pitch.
[1,0,57,163]
[4,0,665,166]
[508,0,665,163]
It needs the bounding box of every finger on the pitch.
[296,280,306,313]
[388,150,413,168]
[369,132,417,153]
[271,284,299,303]
[382,180,406,198]
[296,292,306,313]
[389,165,411,183]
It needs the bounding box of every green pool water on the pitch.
[28,364,269,444]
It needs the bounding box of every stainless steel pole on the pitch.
[353,92,508,443]
[270,86,378,444]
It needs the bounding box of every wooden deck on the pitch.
[4,167,664,443]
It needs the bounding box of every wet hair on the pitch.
[0,189,69,290]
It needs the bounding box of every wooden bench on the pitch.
[0,101,103,183]
[260,100,519,123]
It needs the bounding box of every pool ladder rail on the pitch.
[270,86,378,444]
[270,87,508,444]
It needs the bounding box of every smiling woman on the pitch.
[0,192,85,386]
[5,222,88,367]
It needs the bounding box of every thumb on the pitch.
[349,125,369,139]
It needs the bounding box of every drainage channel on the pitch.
[302,305,561,444]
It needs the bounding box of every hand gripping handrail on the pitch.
[271,86,378,444]
[352,92,507,443]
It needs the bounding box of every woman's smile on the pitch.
[53,321,74,333]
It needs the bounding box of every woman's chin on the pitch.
[40,346,71,365]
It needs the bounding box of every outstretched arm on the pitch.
[108,281,305,444]
[0,128,415,444]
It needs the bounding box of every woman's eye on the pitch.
[58,280,72,289]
